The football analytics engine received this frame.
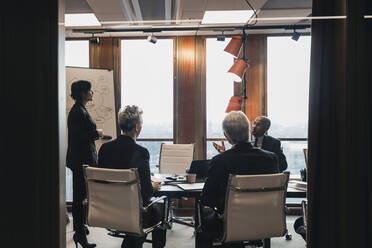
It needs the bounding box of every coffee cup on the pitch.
[152,181,162,190]
[186,173,196,183]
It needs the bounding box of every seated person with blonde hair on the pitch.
[98,105,165,248]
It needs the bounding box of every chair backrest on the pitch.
[84,166,144,236]
[159,143,194,174]
[223,172,289,242]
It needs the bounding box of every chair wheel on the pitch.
[285,234,292,240]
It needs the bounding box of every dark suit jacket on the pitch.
[262,135,288,172]
[202,142,279,214]
[66,103,99,170]
[98,135,154,205]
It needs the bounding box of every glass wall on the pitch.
[206,38,234,159]
[267,36,311,176]
[65,40,89,201]
[121,39,174,171]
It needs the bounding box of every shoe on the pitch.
[73,232,96,248]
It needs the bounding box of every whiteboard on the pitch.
[66,67,117,152]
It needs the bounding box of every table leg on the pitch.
[194,197,201,248]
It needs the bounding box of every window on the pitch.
[65,40,89,201]
[206,38,234,159]
[267,36,311,176]
[121,39,174,171]
[65,40,89,68]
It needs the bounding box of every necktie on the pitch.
[254,138,258,147]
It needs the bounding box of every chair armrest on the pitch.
[143,196,167,212]
[302,200,307,228]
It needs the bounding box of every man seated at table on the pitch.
[213,115,287,172]
[201,111,279,247]
[98,105,166,248]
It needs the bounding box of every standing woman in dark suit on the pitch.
[66,80,103,248]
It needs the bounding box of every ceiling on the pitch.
[66,0,312,37]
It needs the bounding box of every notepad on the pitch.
[176,183,205,191]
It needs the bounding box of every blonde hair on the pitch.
[222,111,250,145]
[118,105,143,132]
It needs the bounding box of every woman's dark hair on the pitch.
[70,80,92,102]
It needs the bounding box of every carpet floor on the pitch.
[66,215,306,248]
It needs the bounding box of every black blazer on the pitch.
[66,103,99,170]
[262,135,288,172]
[202,142,279,214]
[98,135,154,205]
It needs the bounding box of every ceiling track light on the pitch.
[217,31,226,41]
[147,33,157,44]
[291,27,301,41]
[89,33,100,44]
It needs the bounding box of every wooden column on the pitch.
[242,35,267,122]
[89,37,121,136]
[175,36,206,159]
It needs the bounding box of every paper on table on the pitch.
[176,183,205,191]
[288,180,307,191]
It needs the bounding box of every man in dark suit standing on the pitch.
[213,115,287,172]
[201,111,279,247]
[98,105,166,248]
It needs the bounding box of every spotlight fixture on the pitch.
[217,35,226,41]
[226,96,243,113]
[227,59,249,82]
[217,31,226,41]
[291,30,301,41]
[223,30,249,113]
[89,37,100,44]
[224,36,243,57]
[89,33,100,44]
[147,34,157,44]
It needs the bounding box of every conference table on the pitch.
[152,174,306,248]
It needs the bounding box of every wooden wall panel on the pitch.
[194,37,207,159]
[176,37,196,144]
[244,35,267,122]
[175,36,206,159]
[89,38,121,136]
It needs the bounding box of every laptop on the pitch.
[187,160,211,179]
